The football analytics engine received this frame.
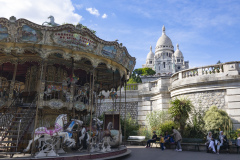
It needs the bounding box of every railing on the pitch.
[171,61,240,82]
[125,83,138,90]
[182,68,198,78]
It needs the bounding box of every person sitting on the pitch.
[145,131,157,148]
[206,131,214,152]
[164,131,170,148]
[207,135,216,153]
[216,131,228,154]
[236,133,240,146]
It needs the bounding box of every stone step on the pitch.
[0,140,17,144]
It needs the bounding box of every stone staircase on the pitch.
[0,96,37,158]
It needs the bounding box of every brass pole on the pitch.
[118,77,122,149]
[112,72,114,129]
[89,69,95,142]
[31,59,44,156]
[124,80,127,144]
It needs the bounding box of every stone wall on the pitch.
[173,89,226,109]
[97,102,138,120]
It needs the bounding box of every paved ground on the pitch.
[118,145,240,160]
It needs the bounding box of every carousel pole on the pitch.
[118,77,122,149]
[9,61,18,99]
[89,69,95,143]
[124,80,127,145]
[112,72,114,129]
[71,57,75,118]
[31,59,44,156]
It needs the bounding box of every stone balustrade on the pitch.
[170,61,240,84]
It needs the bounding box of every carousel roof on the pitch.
[0,16,136,91]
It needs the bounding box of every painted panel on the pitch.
[53,31,96,50]
[0,24,8,40]
[101,45,116,59]
[22,25,38,42]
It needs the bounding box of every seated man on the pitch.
[145,131,157,148]
[164,131,170,143]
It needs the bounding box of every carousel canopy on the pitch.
[0,16,136,91]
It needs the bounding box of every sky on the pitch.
[0,0,240,69]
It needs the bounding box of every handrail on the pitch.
[16,119,21,152]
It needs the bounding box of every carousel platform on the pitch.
[0,146,130,160]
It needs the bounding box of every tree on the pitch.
[216,60,222,64]
[169,97,193,135]
[128,68,156,84]
[146,110,171,135]
[203,106,233,138]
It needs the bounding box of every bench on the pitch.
[127,136,145,145]
[181,138,204,151]
[150,138,160,148]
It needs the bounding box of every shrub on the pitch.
[183,108,206,138]
[203,106,233,138]
[159,120,177,134]
[146,110,171,135]
[121,114,140,139]
[138,126,152,139]
[169,97,193,134]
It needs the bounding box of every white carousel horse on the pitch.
[78,118,102,152]
[78,127,90,151]
[42,15,59,26]
[35,118,83,157]
[23,114,76,153]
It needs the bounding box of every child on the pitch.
[160,134,165,151]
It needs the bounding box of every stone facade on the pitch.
[99,61,240,129]
[174,90,226,109]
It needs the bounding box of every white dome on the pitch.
[174,44,183,57]
[155,25,173,48]
[147,46,154,59]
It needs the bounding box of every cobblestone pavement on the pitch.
[118,146,240,160]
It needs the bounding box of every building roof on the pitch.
[147,45,154,59]
[156,25,173,48]
[174,43,183,57]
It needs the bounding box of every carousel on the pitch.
[0,16,135,159]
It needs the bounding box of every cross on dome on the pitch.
[162,25,165,35]
[177,43,179,50]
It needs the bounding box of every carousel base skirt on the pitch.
[0,146,130,160]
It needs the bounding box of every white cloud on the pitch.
[102,13,107,19]
[86,8,100,17]
[75,4,83,10]
[0,0,83,25]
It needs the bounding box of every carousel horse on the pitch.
[78,127,90,151]
[23,114,78,153]
[35,118,83,157]
[99,122,113,152]
[78,118,102,152]
[42,15,59,26]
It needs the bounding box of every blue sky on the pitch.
[1,0,240,69]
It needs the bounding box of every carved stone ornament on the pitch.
[48,99,64,109]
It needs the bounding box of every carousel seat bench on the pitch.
[127,136,145,145]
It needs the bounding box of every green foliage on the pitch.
[146,110,171,135]
[203,106,233,138]
[121,114,140,139]
[160,120,178,134]
[128,68,156,84]
[138,126,152,139]
[216,60,222,64]
[184,108,206,138]
[169,97,193,134]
